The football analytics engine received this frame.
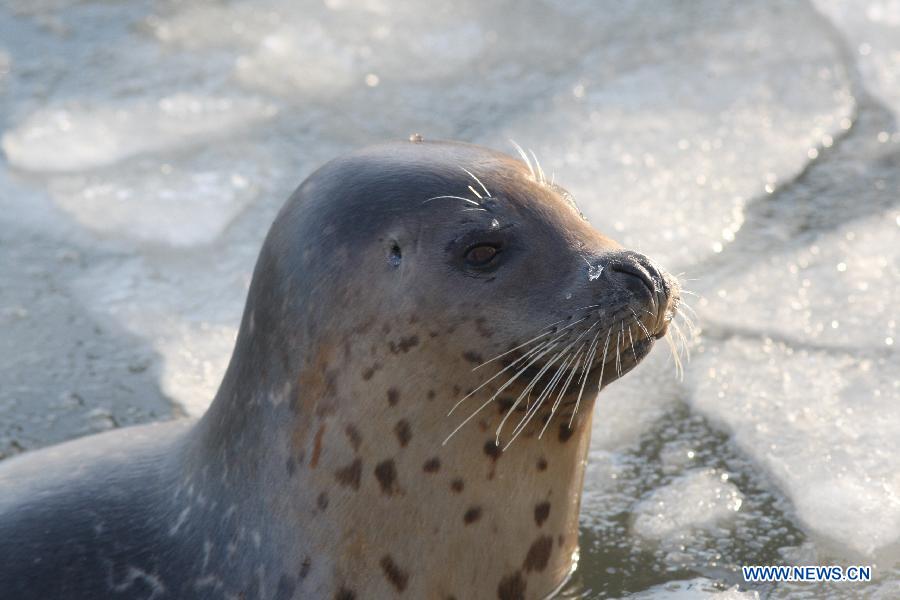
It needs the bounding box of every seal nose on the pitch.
[605,252,657,298]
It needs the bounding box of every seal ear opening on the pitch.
[388,241,402,267]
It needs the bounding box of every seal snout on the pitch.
[598,250,678,338]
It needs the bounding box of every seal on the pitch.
[0,139,679,599]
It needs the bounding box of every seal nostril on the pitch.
[609,263,655,297]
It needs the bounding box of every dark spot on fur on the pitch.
[310,424,326,469]
[557,534,565,547]
[475,317,494,338]
[274,574,296,600]
[423,458,440,473]
[317,491,329,511]
[497,572,526,600]
[286,457,296,477]
[523,536,553,572]
[381,323,391,335]
[537,457,548,471]
[451,478,464,493]
[394,420,412,447]
[389,335,419,354]
[409,314,419,324]
[453,385,461,396]
[484,440,501,461]
[463,351,484,364]
[497,397,515,414]
[559,423,575,443]
[374,459,399,495]
[380,554,409,592]
[427,389,436,400]
[429,330,440,338]
[335,588,356,600]
[362,363,381,380]
[335,458,362,490]
[534,502,550,527]
[299,557,311,579]
[345,424,362,452]
[387,388,400,406]
[464,506,482,525]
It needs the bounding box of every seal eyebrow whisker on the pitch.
[509,139,536,181]
[528,149,546,185]
[467,185,483,199]
[461,167,492,198]
[423,195,481,207]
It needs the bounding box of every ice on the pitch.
[3,0,900,596]
[1,94,277,172]
[70,253,254,417]
[620,578,759,600]
[632,469,744,543]
[0,49,9,80]
[699,209,899,349]
[494,0,855,267]
[814,0,900,118]
[591,348,686,451]
[690,337,900,561]
[48,160,264,247]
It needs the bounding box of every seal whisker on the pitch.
[615,329,623,378]
[443,339,564,445]
[467,185,483,199]
[495,346,569,444]
[509,139,536,181]
[540,346,585,438]
[672,321,690,361]
[461,167,492,198]
[664,332,683,380]
[506,350,574,447]
[508,351,576,446]
[472,314,591,372]
[627,323,638,361]
[629,308,653,341]
[495,322,597,444]
[449,335,558,415]
[423,195,481,207]
[595,327,613,392]
[569,329,606,427]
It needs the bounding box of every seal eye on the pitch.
[465,244,499,267]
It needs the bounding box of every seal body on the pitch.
[0,140,678,599]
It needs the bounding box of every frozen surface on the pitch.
[2,95,276,172]
[814,0,900,118]
[632,469,744,543]
[620,578,759,600]
[1,0,899,598]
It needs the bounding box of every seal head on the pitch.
[0,140,679,600]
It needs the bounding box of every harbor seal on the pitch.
[0,139,678,599]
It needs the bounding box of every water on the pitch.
[0,1,898,597]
